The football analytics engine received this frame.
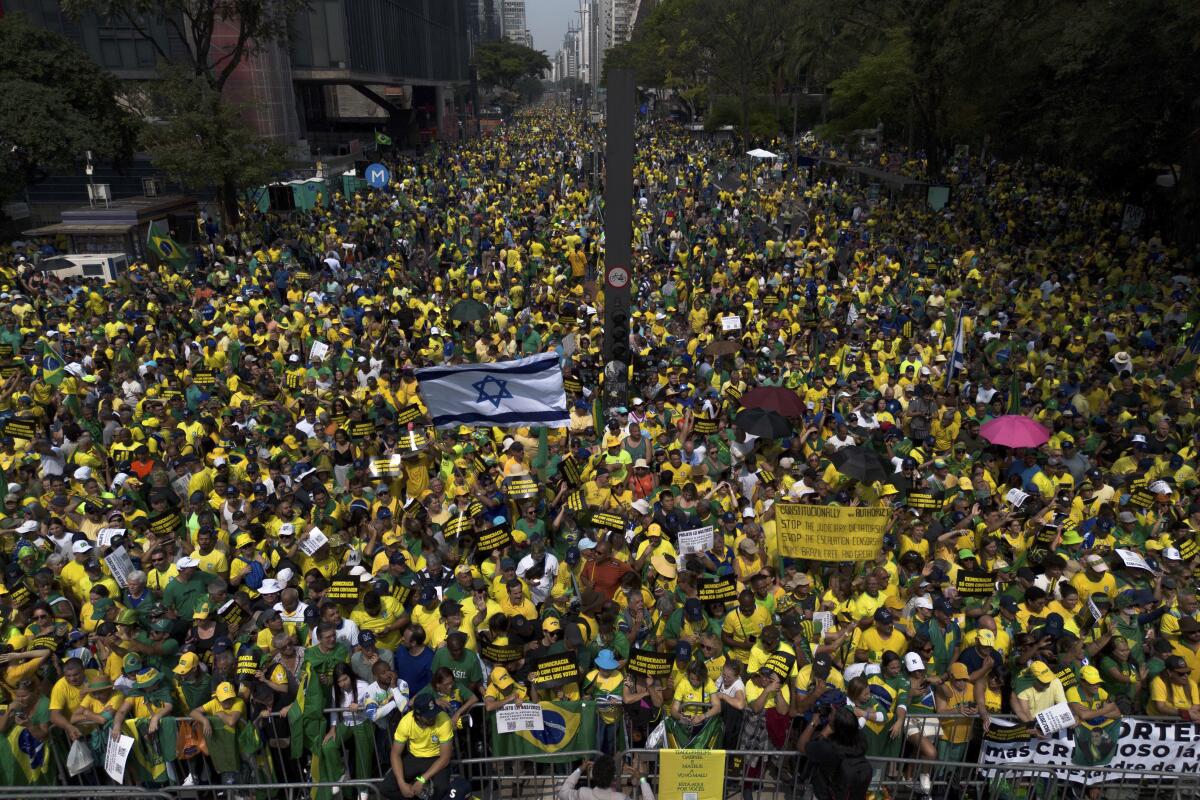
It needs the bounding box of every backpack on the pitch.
[243,559,266,591]
[837,751,873,800]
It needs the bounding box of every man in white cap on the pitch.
[1072,553,1117,601]
[162,556,215,621]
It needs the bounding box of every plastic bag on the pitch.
[67,737,94,776]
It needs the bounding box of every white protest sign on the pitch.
[1115,548,1153,573]
[495,703,545,733]
[309,340,330,362]
[1034,702,1076,737]
[1005,488,1030,508]
[104,546,135,589]
[721,315,742,331]
[105,734,135,782]
[677,526,715,555]
[96,527,126,549]
[298,527,327,556]
[812,611,835,638]
[1087,596,1103,622]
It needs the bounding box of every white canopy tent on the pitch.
[746,148,780,159]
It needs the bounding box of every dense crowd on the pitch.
[0,108,1197,800]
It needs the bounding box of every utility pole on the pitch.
[600,68,635,412]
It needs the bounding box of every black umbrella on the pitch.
[830,445,891,484]
[734,407,792,439]
[449,299,488,323]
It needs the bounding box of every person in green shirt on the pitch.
[429,632,483,698]
[304,622,350,687]
[161,559,216,622]
[171,652,213,713]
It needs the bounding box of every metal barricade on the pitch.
[162,781,382,800]
[2,791,172,800]
[452,751,603,799]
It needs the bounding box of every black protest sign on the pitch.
[481,641,525,664]
[193,369,217,386]
[698,577,738,602]
[955,570,995,598]
[1129,488,1155,510]
[350,421,376,439]
[627,648,672,678]
[218,599,247,630]
[327,574,362,603]
[395,404,422,425]
[3,417,37,440]
[443,514,473,539]
[236,648,260,676]
[588,512,625,533]
[906,493,939,510]
[529,651,582,687]
[477,525,513,553]
[764,651,796,680]
[693,415,718,435]
[560,453,583,485]
[148,510,183,536]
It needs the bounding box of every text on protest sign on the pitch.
[677,526,714,555]
[774,504,889,561]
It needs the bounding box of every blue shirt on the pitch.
[394,646,434,697]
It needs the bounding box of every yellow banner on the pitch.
[660,748,726,800]
[775,503,889,560]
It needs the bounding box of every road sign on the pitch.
[606,265,629,290]
[364,163,390,189]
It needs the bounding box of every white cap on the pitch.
[279,523,295,538]
[502,437,515,451]
[913,596,934,610]
[111,473,130,489]
[904,652,926,672]
[258,579,283,595]
[17,520,38,534]
[779,457,795,469]
[349,565,366,577]
[288,354,300,362]
[177,556,200,568]
[631,499,651,515]
[73,466,92,481]
[72,540,94,554]
[358,572,374,583]
[742,507,756,518]
[1131,434,1147,444]
[632,397,644,406]
[578,537,597,551]
[1164,547,1183,562]
[275,568,295,585]
[430,326,441,335]
[1149,480,1172,495]
[7,482,22,494]
[1085,554,1108,572]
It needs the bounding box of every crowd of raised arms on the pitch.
[0,108,1197,800]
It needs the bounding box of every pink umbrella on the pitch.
[979,415,1050,448]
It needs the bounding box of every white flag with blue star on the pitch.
[415,353,569,429]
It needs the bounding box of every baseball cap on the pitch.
[173,652,199,675]
[215,682,237,702]
[976,629,995,646]
[542,616,562,633]
[72,540,94,554]
[904,652,925,673]
[674,641,693,660]
[913,596,934,610]
[812,652,832,679]
[176,556,199,569]
[949,662,970,680]
[413,693,438,718]
[874,608,894,625]
[1085,554,1108,571]
[684,598,703,621]
[358,631,377,648]
[1080,666,1103,685]
[1030,661,1055,682]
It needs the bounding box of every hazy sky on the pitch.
[525,0,579,54]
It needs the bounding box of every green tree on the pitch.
[473,39,552,95]
[63,0,308,223]
[0,14,138,209]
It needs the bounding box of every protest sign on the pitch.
[105,734,135,782]
[1115,548,1154,573]
[148,510,182,536]
[906,492,939,509]
[976,717,1200,783]
[955,570,995,598]
[529,652,582,687]
[477,525,513,552]
[327,575,362,602]
[697,576,738,602]
[677,526,714,555]
[1035,703,1076,736]
[774,504,889,561]
[495,704,545,733]
[308,340,330,362]
[299,528,327,556]
[693,415,718,434]
[660,748,726,800]
[481,642,525,664]
[96,527,126,549]
[627,649,673,678]
[104,546,135,589]
[721,315,742,331]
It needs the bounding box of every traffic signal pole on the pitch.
[600,69,635,411]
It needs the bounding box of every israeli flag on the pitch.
[415,353,569,429]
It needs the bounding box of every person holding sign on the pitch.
[667,660,722,749]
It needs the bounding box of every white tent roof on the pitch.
[746,148,780,159]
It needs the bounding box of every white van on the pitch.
[37,253,130,283]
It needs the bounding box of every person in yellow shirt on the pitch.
[670,661,721,739]
[1071,554,1118,601]
[856,608,909,663]
[1148,656,1200,719]
[49,658,99,741]
[721,590,772,664]
[71,678,125,736]
[385,694,454,798]
[190,527,229,578]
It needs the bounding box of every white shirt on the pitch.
[516,551,560,605]
[362,679,410,727]
[275,601,308,626]
[557,768,656,800]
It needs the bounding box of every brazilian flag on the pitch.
[36,337,65,386]
[375,131,392,146]
[147,222,191,270]
[490,701,596,763]
[0,716,54,785]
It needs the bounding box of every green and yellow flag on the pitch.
[490,700,596,763]
[147,222,190,270]
[0,718,53,785]
[375,131,392,146]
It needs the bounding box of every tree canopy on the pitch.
[473,39,552,93]
[0,14,138,207]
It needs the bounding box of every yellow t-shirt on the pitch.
[1150,676,1200,710]
[745,679,791,710]
[673,678,717,716]
[721,605,771,662]
[393,710,454,757]
[49,671,100,715]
